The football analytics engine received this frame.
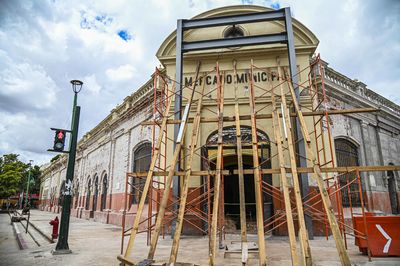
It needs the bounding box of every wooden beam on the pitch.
[233,60,248,265]
[209,63,224,266]
[277,63,312,265]
[141,108,378,125]
[169,75,206,264]
[122,83,174,260]
[147,62,202,260]
[128,165,400,177]
[284,67,351,266]
[249,61,267,266]
[270,70,298,266]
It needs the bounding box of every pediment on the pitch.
[156,5,319,62]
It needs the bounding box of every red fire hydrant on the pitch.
[49,216,59,240]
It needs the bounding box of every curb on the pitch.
[28,220,54,243]
[12,222,28,250]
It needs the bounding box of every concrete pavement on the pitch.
[0,210,399,265]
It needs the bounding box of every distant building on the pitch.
[39,5,400,234]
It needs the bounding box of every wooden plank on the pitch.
[285,68,351,266]
[147,62,202,260]
[277,64,312,265]
[169,77,206,264]
[270,82,298,266]
[248,61,267,266]
[123,83,174,259]
[141,108,379,125]
[129,164,400,177]
[233,60,248,265]
[209,63,224,266]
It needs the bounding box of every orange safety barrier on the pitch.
[353,215,400,257]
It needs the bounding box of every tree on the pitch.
[0,154,42,198]
[0,154,27,198]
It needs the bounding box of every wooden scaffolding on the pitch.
[116,54,400,266]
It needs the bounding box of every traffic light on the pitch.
[53,130,66,151]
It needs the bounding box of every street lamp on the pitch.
[24,160,34,209]
[53,80,83,254]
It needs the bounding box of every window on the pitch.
[335,139,361,206]
[85,179,91,210]
[224,25,245,38]
[101,174,108,211]
[93,175,99,211]
[132,142,152,204]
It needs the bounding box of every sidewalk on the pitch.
[1,210,399,265]
[1,210,123,265]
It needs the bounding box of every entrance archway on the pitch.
[204,126,272,231]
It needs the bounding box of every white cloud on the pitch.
[106,64,136,81]
[83,74,102,95]
[0,0,398,166]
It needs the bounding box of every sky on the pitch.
[0,0,399,166]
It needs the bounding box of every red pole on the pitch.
[357,170,372,261]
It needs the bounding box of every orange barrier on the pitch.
[354,215,400,256]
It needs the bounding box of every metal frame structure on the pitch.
[173,7,312,237]
[116,8,400,266]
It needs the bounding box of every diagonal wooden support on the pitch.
[270,81,299,266]
[277,63,312,266]
[248,61,267,266]
[285,68,351,266]
[233,60,248,265]
[147,62,202,260]
[123,83,174,259]
[169,78,206,264]
[209,63,224,266]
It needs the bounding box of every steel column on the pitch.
[284,7,314,238]
[172,19,184,236]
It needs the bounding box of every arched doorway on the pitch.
[85,178,91,210]
[387,163,399,214]
[101,174,108,211]
[334,138,361,206]
[204,126,271,231]
[93,175,99,212]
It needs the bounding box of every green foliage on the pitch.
[0,154,42,198]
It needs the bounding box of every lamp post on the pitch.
[53,80,83,254]
[24,160,34,209]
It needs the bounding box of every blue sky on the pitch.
[0,0,399,165]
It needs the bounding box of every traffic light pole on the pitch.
[53,92,81,254]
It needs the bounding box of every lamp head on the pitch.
[70,80,83,93]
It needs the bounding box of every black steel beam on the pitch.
[182,33,287,52]
[284,7,314,238]
[182,9,285,29]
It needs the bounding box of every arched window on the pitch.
[132,142,152,204]
[224,25,244,38]
[85,179,91,210]
[101,174,108,211]
[334,138,360,206]
[93,175,99,212]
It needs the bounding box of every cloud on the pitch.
[106,64,136,81]
[0,0,398,166]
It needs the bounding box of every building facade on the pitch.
[39,5,400,233]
